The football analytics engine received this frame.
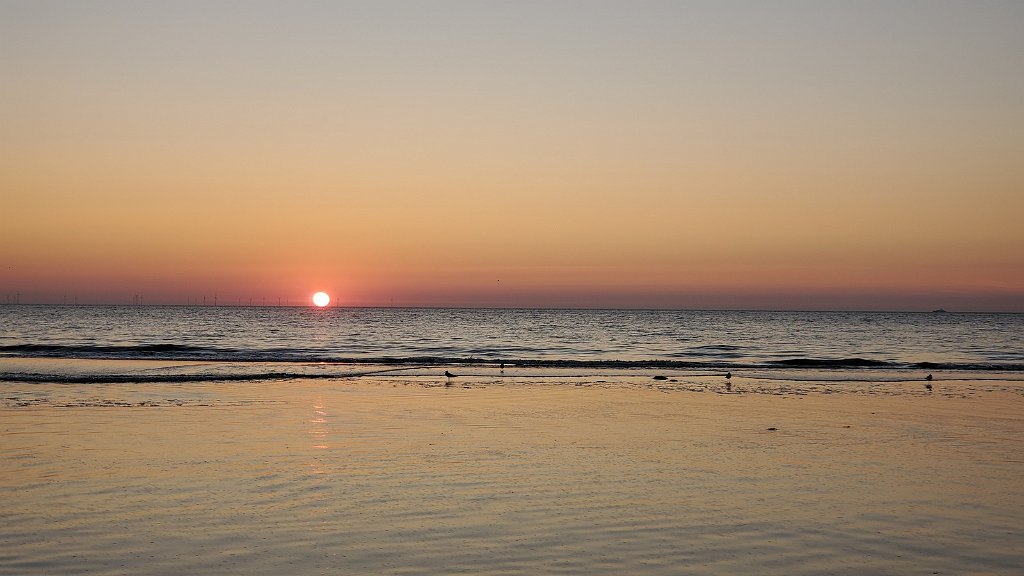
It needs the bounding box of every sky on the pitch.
[2,1,1023,310]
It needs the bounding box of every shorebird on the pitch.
[925,374,933,381]
[725,371,732,379]
[444,370,456,378]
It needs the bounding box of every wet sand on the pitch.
[2,375,1023,574]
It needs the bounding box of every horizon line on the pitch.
[1,302,1020,314]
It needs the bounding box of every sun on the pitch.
[312,292,331,307]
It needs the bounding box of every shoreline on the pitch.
[3,357,1024,386]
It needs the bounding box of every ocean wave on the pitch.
[0,368,401,384]
[766,357,893,368]
[1,343,1023,372]
[0,343,227,357]
[0,371,311,384]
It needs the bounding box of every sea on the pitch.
[1,305,1021,385]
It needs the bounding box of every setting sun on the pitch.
[312,292,330,307]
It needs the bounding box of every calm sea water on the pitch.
[1,306,1021,383]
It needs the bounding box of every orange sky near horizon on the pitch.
[2,2,1022,310]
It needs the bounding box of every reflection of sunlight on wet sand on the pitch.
[307,398,329,474]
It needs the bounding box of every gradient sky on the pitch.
[2,1,1022,310]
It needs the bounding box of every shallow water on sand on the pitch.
[2,377,1022,575]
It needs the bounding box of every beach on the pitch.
[5,0,1024,572]
[3,372,1023,575]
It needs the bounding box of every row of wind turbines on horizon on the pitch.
[2,292,328,307]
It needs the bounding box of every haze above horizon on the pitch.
[2,1,1022,312]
